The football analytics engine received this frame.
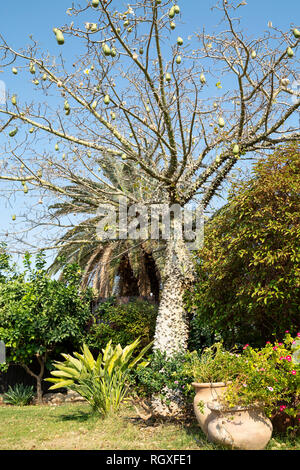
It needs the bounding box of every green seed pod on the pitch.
[110,48,117,57]
[12,215,16,221]
[87,152,91,158]
[176,55,182,64]
[90,23,98,32]
[91,100,97,109]
[23,184,28,194]
[251,50,257,59]
[293,28,300,38]
[218,117,225,128]
[37,169,42,178]
[127,27,133,33]
[9,128,18,137]
[62,153,66,160]
[33,79,39,85]
[102,44,111,56]
[177,36,183,46]
[287,47,294,58]
[54,29,64,45]
[139,48,144,55]
[64,100,70,111]
[12,67,18,75]
[65,109,71,116]
[11,95,17,106]
[146,105,150,113]
[121,153,127,160]
[55,143,59,151]
[29,62,36,74]
[200,73,206,84]
[92,0,99,7]
[29,127,34,133]
[215,154,221,163]
[156,0,162,4]
[111,112,116,120]
[170,22,176,30]
[233,144,240,155]
[104,94,110,105]
[174,5,180,14]
[169,7,175,18]
[42,73,47,81]
[166,72,172,82]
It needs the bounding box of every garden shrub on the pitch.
[87,298,158,353]
[186,144,300,348]
[3,383,35,406]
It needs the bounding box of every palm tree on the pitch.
[48,155,164,301]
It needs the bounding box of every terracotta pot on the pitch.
[191,382,230,436]
[206,401,273,450]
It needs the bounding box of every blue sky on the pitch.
[0,0,299,266]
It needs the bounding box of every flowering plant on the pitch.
[188,342,245,383]
[223,333,300,430]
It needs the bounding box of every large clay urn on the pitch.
[191,382,230,436]
[206,402,273,450]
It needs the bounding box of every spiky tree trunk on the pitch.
[151,237,195,416]
[153,237,195,356]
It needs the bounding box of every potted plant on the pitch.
[200,333,300,449]
[189,342,244,435]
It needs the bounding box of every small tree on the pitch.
[187,143,300,348]
[0,252,92,402]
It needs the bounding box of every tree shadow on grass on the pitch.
[57,409,94,423]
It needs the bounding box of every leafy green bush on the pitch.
[87,299,157,353]
[46,339,152,416]
[3,384,35,406]
[188,342,245,383]
[0,251,93,402]
[186,144,300,348]
[133,350,194,403]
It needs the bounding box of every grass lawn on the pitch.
[0,402,298,451]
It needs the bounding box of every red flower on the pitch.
[291,370,296,375]
[243,344,249,350]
